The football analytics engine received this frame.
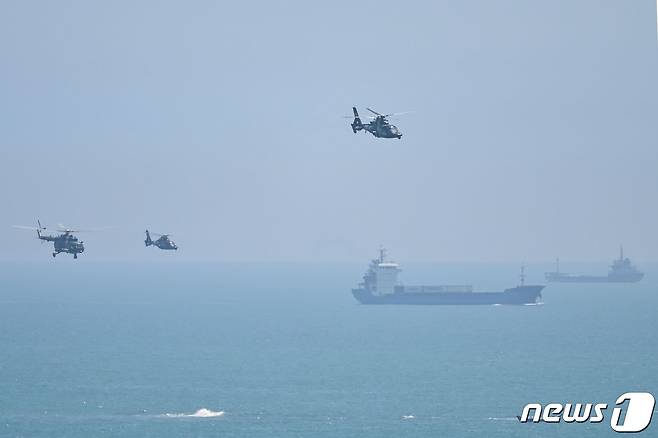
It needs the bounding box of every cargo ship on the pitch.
[352,249,544,305]
[544,247,644,283]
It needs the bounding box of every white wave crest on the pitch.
[402,415,415,420]
[164,408,225,418]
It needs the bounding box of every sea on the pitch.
[0,261,656,437]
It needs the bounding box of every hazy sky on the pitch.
[1,0,657,262]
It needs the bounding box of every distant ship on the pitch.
[352,249,544,305]
[544,247,644,283]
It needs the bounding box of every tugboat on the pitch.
[352,249,544,305]
[545,247,644,283]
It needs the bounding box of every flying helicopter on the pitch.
[145,230,178,250]
[348,107,411,139]
[13,220,86,259]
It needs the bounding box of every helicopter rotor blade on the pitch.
[12,225,41,230]
[55,225,114,233]
[365,108,414,118]
[384,111,415,117]
[56,223,71,232]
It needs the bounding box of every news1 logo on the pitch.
[519,392,655,433]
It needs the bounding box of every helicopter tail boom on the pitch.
[351,107,364,133]
[33,220,51,240]
[145,230,153,247]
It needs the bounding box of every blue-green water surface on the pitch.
[1,261,656,437]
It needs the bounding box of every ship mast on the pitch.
[378,246,386,264]
[520,264,525,286]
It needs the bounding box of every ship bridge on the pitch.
[374,262,400,296]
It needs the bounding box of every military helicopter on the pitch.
[348,107,411,139]
[13,220,86,259]
[145,230,178,250]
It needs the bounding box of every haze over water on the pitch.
[1,262,656,437]
[1,0,657,263]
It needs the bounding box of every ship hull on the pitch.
[352,285,544,305]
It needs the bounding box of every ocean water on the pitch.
[0,261,656,437]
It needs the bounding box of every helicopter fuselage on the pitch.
[39,232,85,258]
[153,236,177,250]
[363,117,402,139]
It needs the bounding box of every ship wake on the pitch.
[163,408,225,418]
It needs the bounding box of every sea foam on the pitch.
[164,408,225,418]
